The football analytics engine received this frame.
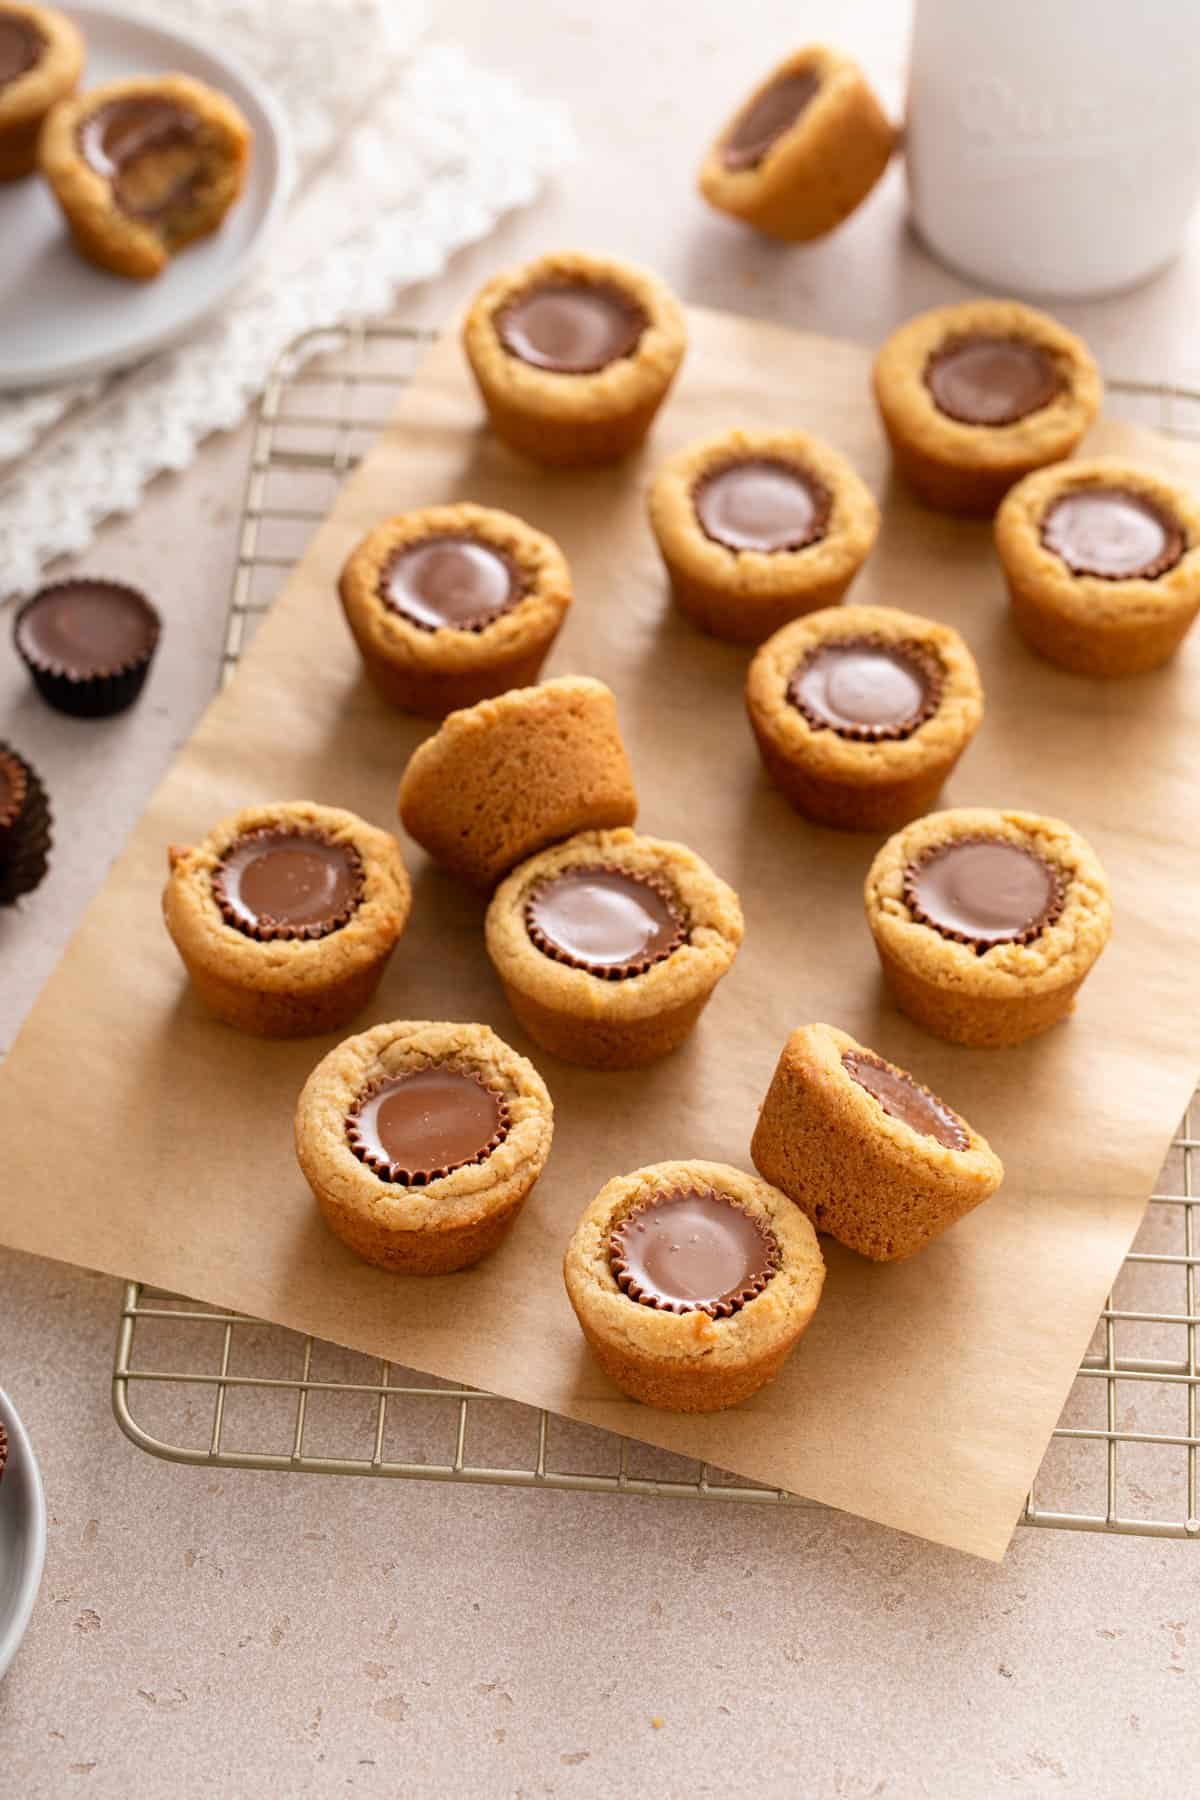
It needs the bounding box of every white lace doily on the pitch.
[0,1,573,598]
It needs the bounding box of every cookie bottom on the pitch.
[875,941,1083,1047]
[663,555,856,646]
[749,714,962,831]
[573,1314,803,1412]
[313,1175,533,1275]
[884,425,1043,518]
[475,384,667,468]
[1006,574,1200,678]
[178,947,392,1039]
[498,978,712,1070]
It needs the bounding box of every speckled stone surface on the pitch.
[2,2,1199,1792]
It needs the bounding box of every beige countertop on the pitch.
[2,3,1197,1792]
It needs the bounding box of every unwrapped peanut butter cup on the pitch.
[380,534,527,633]
[1040,486,1185,582]
[212,829,364,942]
[14,578,161,718]
[0,14,42,89]
[842,1051,968,1151]
[610,1188,781,1318]
[924,335,1061,428]
[496,280,647,375]
[525,863,686,980]
[346,1064,510,1185]
[693,456,831,554]
[0,739,53,906]
[787,634,942,741]
[904,836,1064,952]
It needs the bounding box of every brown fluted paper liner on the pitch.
[1,309,1197,1559]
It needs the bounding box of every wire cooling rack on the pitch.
[112,320,1200,1538]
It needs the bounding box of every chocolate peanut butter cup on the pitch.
[525,864,686,980]
[213,829,364,942]
[904,837,1064,952]
[14,578,161,717]
[381,534,525,633]
[0,13,41,88]
[0,739,52,906]
[347,1064,510,1186]
[1040,487,1184,582]
[694,457,831,554]
[787,635,942,741]
[610,1188,781,1318]
[841,1051,968,1152]
[496,280,647,375]
[78,95,199,217]
[721,67,821,171]
[925,335,1061,428]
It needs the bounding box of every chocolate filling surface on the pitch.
[842,1051,968,1151]
[381,535,525,632]
[694,457,830,553]
[904,836,1064,951]
[722,68,821,171]
[610,1188,780,1317]
[1040,486,1185,581]
[496,281,647,374]
[213,829,364,941]
[0,14,41,87]
[78,96,200,218]
[925,335,1061,427]
[15,580,159,677]
[787,636,941,740]
[347,1065,508,1185]
[525,864,686,979]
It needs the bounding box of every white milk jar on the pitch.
[906,0,1200,297]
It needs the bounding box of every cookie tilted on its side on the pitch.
[338,503,572,719]
[163,801,411,1038]
[485,827,744,1069]
[39,73,251,279]
[698,44,895,242]
[864,807,1112,1047]
[0,2,82,180]
[398,676,637,890]
[648,427,879,644]
[296,1020,553,1275]
[995,458,1200,677]
[751,1023,1003,1262]
[746,602,983,831]
[873,299,1102,516]
[564,1160,825,1412]
[462,249,686,466]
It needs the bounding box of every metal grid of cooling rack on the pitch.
[112,319,1200,1537]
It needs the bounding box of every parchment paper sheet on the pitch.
[2,309,1198,1560]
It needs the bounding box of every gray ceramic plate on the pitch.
[0,1388,47,1680]
[0,2,292,390]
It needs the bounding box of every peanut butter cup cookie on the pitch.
[864,807,1112,1047]
[995,458,1200,677]
[751,1023,1003,1261]
[462,250,686,466]
[699,45,895,242]
[0,738,52,905]
[648,427,879,643]
[339,503,573,718]
[745,603,983,830]
[40,73,251,279]
[398,676,637,890]
[564,1160,825,1411]
[295,1019,553,1274]
[0,2,81,180]
[163,801,411,1038]
[873,300,1102,516]
[486,828,744,1069]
